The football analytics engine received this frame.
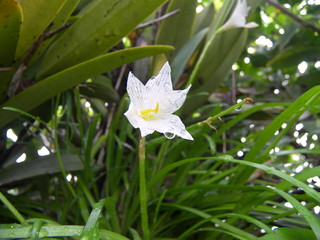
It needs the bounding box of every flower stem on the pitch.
[139,136,150,240]
[186,0,233,86]
[0,191,26,224]
[197,98,253,127]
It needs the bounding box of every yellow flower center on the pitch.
[138,102,159,120]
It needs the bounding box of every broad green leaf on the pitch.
[0,154,83,186]
[267,46,320,69]
[193,3,215,34]
[171,28,208,85]
[182,29,248,116]
[155,0,197,61]
[15,0,67,60]
[0,45,173,129]
[30,0,80,66]
[0,224,130,239]
[0,0,22,65]
[259,228,317,240]
[0,0,22,102]
[37,0,169,78]
[196,29,247,90]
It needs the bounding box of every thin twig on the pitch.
[0,67,13,72]
[135,9,180,30]
[8,22,72,97]
[44,22,72,40]
[264,0,320,35]
[231,70,237,104]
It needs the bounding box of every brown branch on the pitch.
[8,22,72,97]
[0,67,13,72]
[44,22,72,40]
[135,9,180,30]
[264,0,320,35]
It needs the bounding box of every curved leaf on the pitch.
[37,0,169,78]
[155,0,197,61]
[233,85,320,184]
[0,0,22,102]
[0,154,83,186]
[171,27,208,85]
[259,228,317,240]
[0,45,173,128]
[15,0,67,60]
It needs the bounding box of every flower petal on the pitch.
[145,62,172,95]
[127,72,145,108]
[216,0,258,33]
[236,0,249,17]
[146,114,193,140]
[124,105,155,137]
[245,22,259,28]
[159,85,191,114]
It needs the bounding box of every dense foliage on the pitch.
[0,0,319,239]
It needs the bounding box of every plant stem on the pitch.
[197,98,253,127]
[186,0,233,86]
[52,96,76,198]
[0,192,26,224]
[139,136,150,240]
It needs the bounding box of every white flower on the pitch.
[217,0,258,33]
[124,62,193,140]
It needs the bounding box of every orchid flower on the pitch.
[217,0,258,33]
[124,62,193,140]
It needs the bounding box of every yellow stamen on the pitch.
[138,102,159,120]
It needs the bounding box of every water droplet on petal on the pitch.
[164,132,175,139]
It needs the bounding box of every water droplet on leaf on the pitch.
[164,132,175,139]
[235,106,242,111]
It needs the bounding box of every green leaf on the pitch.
[0,224,130,239]
[183,29,248,115]
[233,85,320,184]
[15,0,67,60]
[217,156,320,204]
[259,228,317,240]
[193,3,215,34]
[164,203,257,240]
[79,81,119,103]
[155,0,197,61]
[0,0,22,65]
[129,228,142,240]
[81,199,105,239]
[267,46,320,69]
[0,0,22,102]
[0,154,83,186]
[0,45,173,129]
[268,188,319,239]
[37,0,169,78]
[30,0,81,66]
[105,197,121,234]
[171,27,208,85]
